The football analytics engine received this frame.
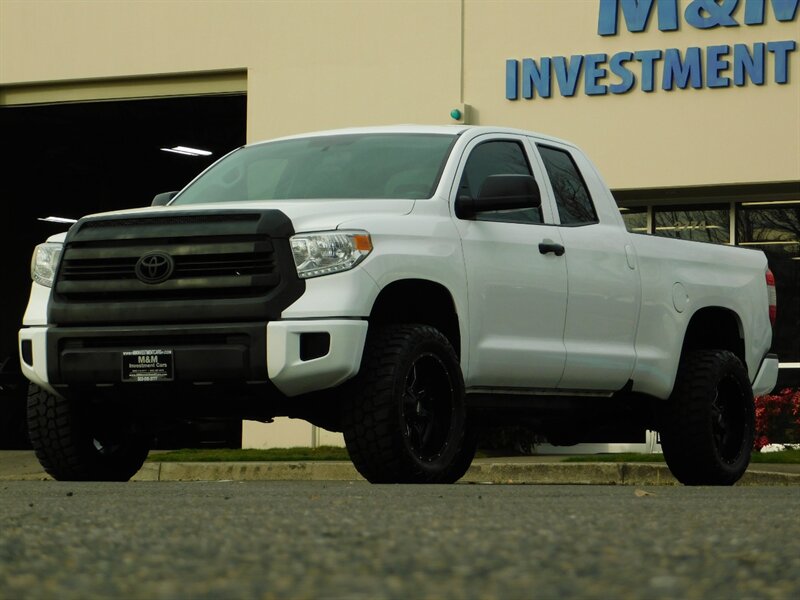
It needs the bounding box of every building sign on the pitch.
[506,0,798,99]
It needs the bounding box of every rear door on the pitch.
[531,141,640,391]
[453,134,568,389]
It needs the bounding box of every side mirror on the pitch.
[152,191,178,206]
[455,175,541,219]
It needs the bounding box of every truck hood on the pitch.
[74,199,415,234]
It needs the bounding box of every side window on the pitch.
[458,140,542,224]
[537,145,598,226]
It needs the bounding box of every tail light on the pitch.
[766,269,777,327]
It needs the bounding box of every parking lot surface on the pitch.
[1,481,798,599]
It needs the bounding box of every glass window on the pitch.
[620,208,649,234]
[654,206,730,244]
[737,203,800,362]
[537,145,598,226]
[458,140,542,224]
[737,204,800,249]
[172,133,456,204]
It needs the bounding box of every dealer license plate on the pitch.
[122,349,174,382]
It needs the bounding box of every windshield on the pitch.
[172,133,456,205]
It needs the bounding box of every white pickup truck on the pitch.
[19,125,779,485]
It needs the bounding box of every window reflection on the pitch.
[538,145,598,225]
[620,208,648,234]
[737,204,800,250]
[654,207,730,244]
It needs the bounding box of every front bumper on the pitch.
[19,319,368,398]
[267,320,368,396]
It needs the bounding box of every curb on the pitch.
[133,461,362,482]
[129,461,800,486]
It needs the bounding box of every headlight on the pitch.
[31,242,63,288]
[290,231,373,279]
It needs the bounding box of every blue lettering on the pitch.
[523,58,551,99]
[585,54,609,95]
[663,47,703,90]
[598,0,679,35]
[707,45,731,87]
[767,40,796,83]
[553,55,584,97]
[733,43,765,85]
[744,0,800,25]
[506,59,519,100]
[684,0,739,30]
[600,0,798,34]
[610,52,637,93]
[634,49,663,91]
[508,0,798,103]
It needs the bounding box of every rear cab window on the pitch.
[536,144,599,226]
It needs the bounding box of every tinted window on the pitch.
[173,133,455,204]
[538,145,598,225]
[621,208,649,233]
[458,140,542,224]
[654,206,730,244]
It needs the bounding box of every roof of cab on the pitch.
[247,125,574,149]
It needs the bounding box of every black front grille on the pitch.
[57,238,278,301]
[49,208,305,325]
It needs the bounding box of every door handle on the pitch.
[538,242,565,256]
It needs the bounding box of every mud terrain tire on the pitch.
[659,350,754,486]
[342,324,471,483]
[27,384,150,481]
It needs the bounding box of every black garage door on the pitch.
[0,93,246,447]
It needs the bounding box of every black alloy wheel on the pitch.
[711,375,748,466]
[342,324,472,483]
[659,349,754,486]
[402,353,456,463]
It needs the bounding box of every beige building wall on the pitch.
[242,419,344,450]
[2,1,797,190]
[0,0,464,142]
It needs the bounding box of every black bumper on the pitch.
[46,322,268,385]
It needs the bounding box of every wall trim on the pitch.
[0,70,247,107]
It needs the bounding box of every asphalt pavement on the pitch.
[1,481,799,599]
[2,451,799,485]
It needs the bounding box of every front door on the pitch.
[453,135,568,390]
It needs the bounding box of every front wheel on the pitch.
[27,384,151,481]
[659,350,755,486]
[342,324,470,483]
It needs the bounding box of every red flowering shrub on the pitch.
[753,388,800,450]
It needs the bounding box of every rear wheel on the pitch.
[342,324,469,483]
[27,384,150,481]
[442,417,478,482]
[659,350,754,486]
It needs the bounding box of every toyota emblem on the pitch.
[135,251,175,284]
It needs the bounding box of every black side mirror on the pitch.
[152,191,178,206]
[455,175,541,219]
